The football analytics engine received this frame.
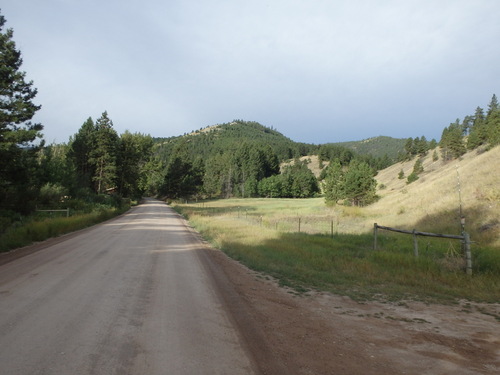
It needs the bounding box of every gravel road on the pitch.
[0,199,260,375]
[2,199,498,374]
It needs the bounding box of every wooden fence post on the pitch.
[374,223,471,274]
[464,232,472,276]
[298,217,301,233]
[412,229,419,257]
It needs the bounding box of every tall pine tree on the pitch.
[89,112,119,194]
[0,12,43,212]
[69,117,96,192]
[116,131,153,198]
[467,107,486,150]
[485,94,500,146]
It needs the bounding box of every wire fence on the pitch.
[192,203,367,236]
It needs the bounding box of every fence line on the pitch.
[36,208,70,217]
[373,223,472,275]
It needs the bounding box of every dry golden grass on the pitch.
[186,146,499,247]
[281,155,326,178]
[369,145,500,246]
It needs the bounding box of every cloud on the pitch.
[2,0,500,144]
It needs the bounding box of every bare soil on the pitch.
[207,246,500,374]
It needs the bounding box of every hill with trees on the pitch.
[333,136,408,160]
[152,120,320,199]
[153,120,315,163]
[149,120,396,200]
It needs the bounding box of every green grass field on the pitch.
[175,198,500,303]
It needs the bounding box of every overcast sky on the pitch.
[2,0,499,144]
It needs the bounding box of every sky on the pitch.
[2,0,499,144]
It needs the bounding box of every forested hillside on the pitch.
[333,136,407,160]
[153,120,315,162]
[152,120,320,199]
[149,120,395,200]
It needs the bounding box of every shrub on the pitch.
[39,183,68,206]
[406,172,419,184]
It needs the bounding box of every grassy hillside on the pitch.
[367,145,500,246]
[280,155,325,178]
[278,145,499,247]
[184,145,499,247]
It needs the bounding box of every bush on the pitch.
[39,183,68,207]
[407,172,419,184]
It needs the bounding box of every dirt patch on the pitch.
[207,247,500,374]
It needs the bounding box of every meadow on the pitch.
[175,198,499,303]
[174,146,500,304]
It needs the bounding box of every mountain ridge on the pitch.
[154,120,407,162]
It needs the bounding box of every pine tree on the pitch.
[284,161,319,198]
[116,131,153,198]
[486,94,499,117]
[161,140,202,199]
[69,117,96,191]
[323,159,345,205]
[461,115,473,135]
[342,160,377,206]
[414,136,429,156]
[441,120,466,160]
[467,107,486,149]
[203,152,231,198]
[486,111,500,146]
[429,139,438,149]
[0,12,43,212]
[89,112,119,194]
[37,143,75,197]
[403,138,415,160]
[485,94,500,146]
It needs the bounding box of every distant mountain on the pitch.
[331,136,406,160]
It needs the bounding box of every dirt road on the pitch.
[0,199,270,374]
[1,198,499,374]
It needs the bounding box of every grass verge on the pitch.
[0,205,129,253]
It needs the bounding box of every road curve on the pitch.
[0,199,259,375]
